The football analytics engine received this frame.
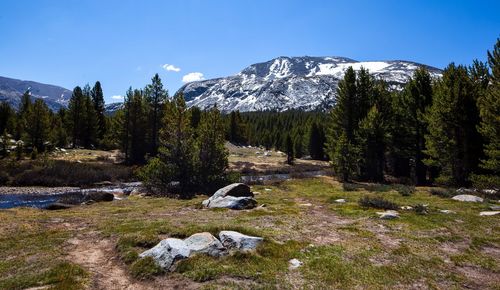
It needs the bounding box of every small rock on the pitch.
[456,188,478,194]
[489,205,500,211]
[439,209,456,214]
[264,188,272,191]
[482,189,498,195]
[479,211,500,216]
[219,231,263,251]
[401,206,413,210]
[289,258,303,269]
[452,194,484,202]
[299,203,313,207]
[334,199,346,203]
[376,210,399,219]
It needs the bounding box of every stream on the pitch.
[0,171,327,210]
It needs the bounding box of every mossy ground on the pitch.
[0,176,499,289]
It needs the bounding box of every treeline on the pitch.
[224,110,328,160]
[0,81,107,157]
[326,39,500,188]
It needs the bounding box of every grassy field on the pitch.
[0,176,499,289]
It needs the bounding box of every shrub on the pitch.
[414,204,428,215]
[130,257,164,280]
[358,195,399,210]
[342,183,359,191]
[394,185,415,196]
[429,188,454,198]
[30,148,38,160]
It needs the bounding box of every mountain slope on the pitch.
[178,56,442,112]
[0,76,72,111]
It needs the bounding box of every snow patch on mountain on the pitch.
[178,56,442,112]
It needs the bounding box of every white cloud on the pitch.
[182,72,205,83]
[162,64,181,72]
[111,95,123,100]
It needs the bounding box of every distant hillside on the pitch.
[0,76,72,111]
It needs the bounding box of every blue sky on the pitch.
[0,0,498,103]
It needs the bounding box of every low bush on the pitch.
[429,188,454,198]
[414,204,428,215]
[1,159,134,187]
[394,185,415,196]
[358,195,399,210]
[342,183,360,192]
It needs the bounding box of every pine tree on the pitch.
[326,67,361,180]
[0,102,14,135]
[122,89,148,164]
[293,134,304,158]
[145,73,168,156]
[475,38,500,187]
[228,111,247,144]
[158,93,196,194]
[67,86,85,147]
[425,63,480,185]
[91,81,107,143]
[197,105,229,192]
[25,99,50,152]
[357,106,386,182]
[395,68,434,184]
[286,134,294,165]
[15,90,32,140]
[332,132,359,182]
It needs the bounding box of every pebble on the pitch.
[289,258,303,269]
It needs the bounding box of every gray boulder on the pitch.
[203,183,257,210]
[452,194,484,202]
[212,183,253,199]
[140,232,227,270]
[139,238,190,270]
[184,232,226,257]
[202,195,257,210]
[219,231,263,251]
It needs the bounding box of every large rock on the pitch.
[84,191,115,202]
[202,195,257,210]
[184,232,226,257]
[139,238,190,270]
[202,183,257,210]
[219,231,263,251]
[140,232,226,270]
[212,183,253,199]
[452,194,484,202]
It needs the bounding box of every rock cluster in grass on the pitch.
[376,210,400,219]
[202,183,257,210]
[451,194,484,202]
[139,231,263,271]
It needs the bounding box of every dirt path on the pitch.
[65,231,199,290]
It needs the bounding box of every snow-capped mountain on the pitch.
[104,102,124,115]
[178,56,442,112]
[0,76,72,111]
